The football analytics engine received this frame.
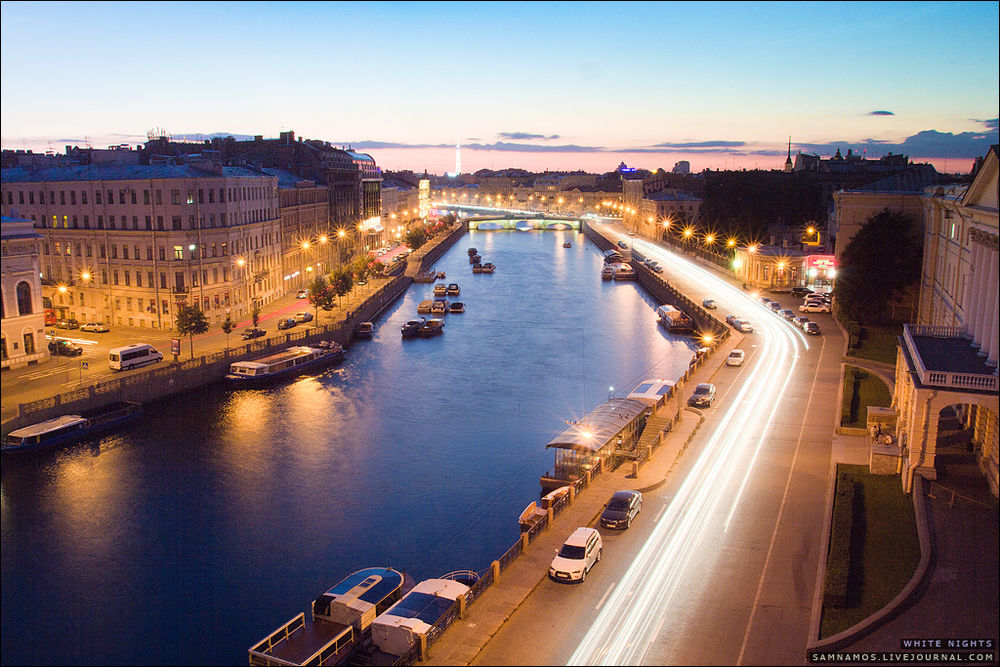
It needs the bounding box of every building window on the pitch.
[96,191,102,205]
[156,190,163,205]
[172,216,181,230]
[171,190,180,205]
[187,191,194,205]
[174,246,183,260]
[23,331,35,355]
[144,190,150,205]
[16,282,33,315]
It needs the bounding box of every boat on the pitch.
[401,317,426,338]
[563,242,572,248]
[448,302,465,313]
[226,345,344,386]
[446,283,460,296]
[249,567,406,667]
[417,300,433,313]
[372,579,469,657]
[414,270,437,283]
[655,304,694,332]
[601,266,614,280]
[354,322,374,339]
[612,263,636,280]
[2,401,142,453]
[433,283,448,296]
[436,271,446,280]
[417,318,445,337]
[467,247,478,256]
[518,485,572,532]
[469,254,482,264]
[431,299,449,315]
[481,263,495,273]
[472,262,484,273]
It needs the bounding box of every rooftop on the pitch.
[545,398,648,452]
[2,163,273,183]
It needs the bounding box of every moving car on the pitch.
[800,302,831,313]
[277,317,297,330]
[649,261,663,273]
[600,490,642,529]
[782,308,796,320]
[241,327,266,340]
[726,349,745,366]
[735,319,754,333]
[804,321,822,335]
[549,527,602,583]
[688,383,717,407]
[768,301,783,313]
[48,339,83,356]
[702,299,717,309]
[294,312,313,323]
[794,316,811,329]
[80,322,109,333]
[57,318,80,329]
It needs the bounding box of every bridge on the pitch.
[432,202,585,231]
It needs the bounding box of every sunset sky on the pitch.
[2,1,997,174]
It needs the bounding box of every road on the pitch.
[471,224,843,665]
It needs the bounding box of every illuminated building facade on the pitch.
[1,215,48,369]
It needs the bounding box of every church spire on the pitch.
[784,136,793,172]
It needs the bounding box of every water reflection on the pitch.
[1,229,695,665]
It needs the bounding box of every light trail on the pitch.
[569,225,805,665]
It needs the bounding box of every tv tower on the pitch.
[448,133,461,178]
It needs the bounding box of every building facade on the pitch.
[1,159,283,330]
[1,215,48,370]
[891,146,999,496]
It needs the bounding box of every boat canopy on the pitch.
[325,567,403,608]
[545,398,648,452]
[627,379,675,404]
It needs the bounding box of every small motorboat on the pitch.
[434,283,448,296]
[431,299,449,315]
[354,322,374,339]
[401,317,426,338]
[472,262,484,273]
[417,300,433,313]
[481,263,495,273]
[448,302,465,313]
[467,248,478,256]
[417,318,445,337]
[601,266,614,280]
[436,271,446,280]
[518,486,571,532]
[446,283,460,296]
[469,254,482,264]
[563,242,572,248]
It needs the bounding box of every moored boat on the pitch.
[481,262,495,273]
[1,401,142,453]
[431,299,449,315]
[563,242,572,248]
[446,283,460,296]
[417,318,445,337]
[226,345,344,386]
[472,262,484,273]
[354,322,374,339]
[448,302,465,313]
[469,254,482,264]
[417,300,433,313]
[518,485,571,532]
[414,270,437,283]
[612,263,636,280]
[433,283,448,296]
[601,266,614,280]
[467,247,478,256]
[401,317,426,338]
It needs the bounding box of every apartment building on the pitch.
[1,215,47,369]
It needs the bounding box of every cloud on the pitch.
[651,140,746,149]
[974,118,998,130]
[795,128,998,159]
[497,132,561,141]
[869,110,894,116]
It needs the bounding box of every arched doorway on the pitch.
[931,403,996,504]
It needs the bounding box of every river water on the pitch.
[1,228,696,665]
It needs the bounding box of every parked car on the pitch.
[294,311,314,323]
[241,327,266,340]
[782,309,796,320]
[296,289,309,299]
[277,317,297,330]
[804,321,822,335]
[48,339,83,356]
[800,302,831,313]
[791,287,814,298]
[726,349,745,366]
[549,527,602,583]
[80,322,109,333]
[702,299,717,309]
[688,383,717,407]
[57,318,80,329]
[600,490,642,529]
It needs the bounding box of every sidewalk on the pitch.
[426,332,743,665]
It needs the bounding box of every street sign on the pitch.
[81,361,89,370]
[171,338,181,356]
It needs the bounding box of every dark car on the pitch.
[57,318,80,329]
[601,490,642,529]
[688,383,717,408]
[804,321,822,335]
[48,339,83,356]
[241,327,266,340]
[277,317,297,330]
[790,287,814,298]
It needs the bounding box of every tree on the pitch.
[404,226,427,250]
[307,275,337,320]
[834,208,923,325]
[221,314,236,351]
[175,303,210,359]
[330,266,354,308]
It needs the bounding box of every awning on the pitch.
[545,398,648,452]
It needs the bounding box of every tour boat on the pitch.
[1,401,142,453]
[226,345,344,386]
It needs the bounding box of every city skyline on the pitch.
[1,1,998,174]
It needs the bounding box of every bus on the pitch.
[109,344,163,371]
[42,296,57,326]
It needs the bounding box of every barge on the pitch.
[226,345,344,386]
[2,401,142,454]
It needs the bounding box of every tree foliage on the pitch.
[175,303,209,358]
[404,226,427,250]
[308,275,337,314]
[834,208,923,324]
[330,265,354,300]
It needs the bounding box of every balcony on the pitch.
[902,324,998,392]
[171,285,189,295]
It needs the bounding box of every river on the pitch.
[1,227,696,665]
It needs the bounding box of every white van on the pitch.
[109,344,163,371]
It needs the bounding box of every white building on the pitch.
[1,215,48,369]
